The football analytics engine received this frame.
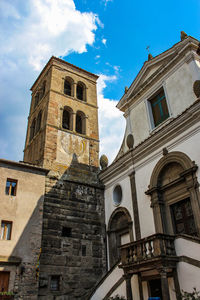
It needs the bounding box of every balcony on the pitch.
[120,233,178,273]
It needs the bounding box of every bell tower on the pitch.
[24,56,99,172]
[24,57,106,299]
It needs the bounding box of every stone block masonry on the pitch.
[38,162,106,300]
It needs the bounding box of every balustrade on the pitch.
[120,233,176,266]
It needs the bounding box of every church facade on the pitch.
[0,32,200,300]
[90,33,200,300]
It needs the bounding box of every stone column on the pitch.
[124,274,133,300]
[160,269,170,300]
[72,112,76,132]
[138,273,144,300]
[129,171,141,240]
[73,82,77,98]
[173,269,181,300]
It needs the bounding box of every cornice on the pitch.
[0,158,49,174]
[100,99,200,184]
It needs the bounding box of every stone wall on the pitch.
[38,161,106,300]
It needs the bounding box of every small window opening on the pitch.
[149,89,169,127]
[64,80,72,96]
[6,179,17,196]
[76,111,85,134]
[34,93,40,108]
[36,111,42,133]
[1,221,12,240]
[82,245,86,256]
[29,118,36,141]
[41,81,46,98]
[62,110,70,130]
[62,227,72,237]
[77,83,84,101]
[76,114,82,133]
[113,185,122,206]
[50,275,60,291]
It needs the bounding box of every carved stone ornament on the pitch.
[181,31,187,41]
[148,53,153,61]
[100,154,108,170]
[193,80,200,98]
[126,134,134,149]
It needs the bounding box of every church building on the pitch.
[90,32,200,300]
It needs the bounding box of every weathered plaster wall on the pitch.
[129,100,149,148]
[91,264,124,300]
[104,176,134,232]
[177,262,200,291]
[0,162,46,299]
[166,62,195,117]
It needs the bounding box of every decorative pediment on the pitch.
[117,35,200,111]
[127,51,176,100]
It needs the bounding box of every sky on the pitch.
[0,0,200,165]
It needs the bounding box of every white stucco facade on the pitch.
[94,35,200,300]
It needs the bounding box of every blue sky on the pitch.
[0,0,200,164]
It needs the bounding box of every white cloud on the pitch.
[0,0,101,162]
[103,0,113,6]
[102,38,107,45]
[113,65,120,72]
[0,0,100,71]
[0,0,125,166]
[95,55,100,59]
[97,75,126,164]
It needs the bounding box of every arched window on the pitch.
[41,81,46,98]
[108,208,133,268]
[64,78,73,96]
[76,111,86,134]
[146,151,200,237]
[62,107,73,130]
[35,111,42,133]
[34,93,40,108]
[29,118,36,141]
[76,82,86,101]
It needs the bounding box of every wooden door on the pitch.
[0,272,10,292]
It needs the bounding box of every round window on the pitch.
[113,185,122,206]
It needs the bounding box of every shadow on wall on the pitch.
[5,153,106,300]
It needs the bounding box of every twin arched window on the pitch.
[64,78,86,101]
[34,81,46,109]
[76,111,86,134]
[29,111,42,142]
[62,108,86,134]
[76,82,85,101]
[64,78,73,96]
[62,107,73,130]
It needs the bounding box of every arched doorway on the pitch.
[108,207,133,268]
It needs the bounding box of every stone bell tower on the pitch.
[24,57,106,299]
[24,56,99,173]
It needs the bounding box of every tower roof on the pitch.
[31,56,99,91]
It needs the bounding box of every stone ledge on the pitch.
[0,255,21,265]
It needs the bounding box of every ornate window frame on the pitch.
[146,151,200,237]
